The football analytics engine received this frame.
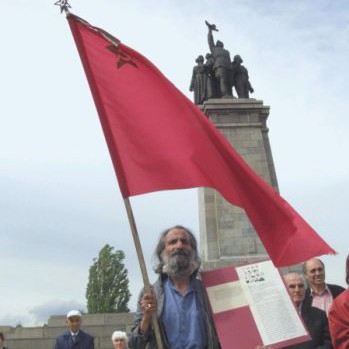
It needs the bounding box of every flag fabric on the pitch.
[67,13,335,267]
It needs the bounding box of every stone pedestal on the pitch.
[199,98,279,270]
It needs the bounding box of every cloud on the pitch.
[29,299,86,324]
[0,313,32,327]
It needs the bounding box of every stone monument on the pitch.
[191,22,280,270]
[198,98,278,270]
[190,21,254,104]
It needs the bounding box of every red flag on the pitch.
[67,14,335,266]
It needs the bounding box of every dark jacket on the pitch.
[54,330,94,349]
[282,303,333,349]
[303,284,346,310]
[129,275,220,349]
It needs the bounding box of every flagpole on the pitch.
[123,198,164,349]
[55,3,162,346]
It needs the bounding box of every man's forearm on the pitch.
[140,314,152,335]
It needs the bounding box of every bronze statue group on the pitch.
[190,21,254,105]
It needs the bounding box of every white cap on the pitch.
[66,310,82,318]
[111,331,128,342]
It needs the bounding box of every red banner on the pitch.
[67,13,335,266]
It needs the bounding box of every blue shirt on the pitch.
[161,277,207,349]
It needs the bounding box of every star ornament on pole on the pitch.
[54,0,72,14]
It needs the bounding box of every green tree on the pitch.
[86,244,130,313]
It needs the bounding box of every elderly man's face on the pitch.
[162,228,199,277]
[285,274,305,306]
[164,228,192,256]
[304,259,325,287]
[113,337,126,349]
[66,316,81,333]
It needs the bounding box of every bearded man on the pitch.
[129,225,220,349]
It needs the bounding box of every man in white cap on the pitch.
[54,310,94,349]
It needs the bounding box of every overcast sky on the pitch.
[1,0,348,326]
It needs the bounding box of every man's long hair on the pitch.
[153,225,200,275]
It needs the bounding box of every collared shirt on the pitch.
[311,284,333,315]
[297,302,302,315]
[161,277,207,349]
[70,331,79,341]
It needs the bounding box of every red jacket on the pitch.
[329,289,349,349]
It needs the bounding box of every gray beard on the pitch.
[161,249,200,278]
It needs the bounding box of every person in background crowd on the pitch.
[111,331,128,349]
[282,273,332,349]
[303,258,345,315]
[328,254,349,349]
[54,310,94,349]
[0,332,8,349]
[128,225,220,349]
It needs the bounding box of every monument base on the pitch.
[199,98,279,270]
